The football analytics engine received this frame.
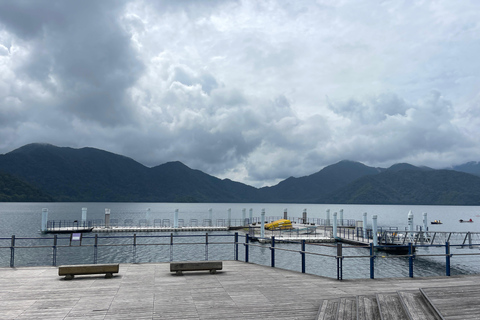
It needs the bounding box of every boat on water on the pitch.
[430,220,442,224]
[459,219,474,223]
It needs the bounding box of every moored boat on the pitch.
[459,219,474,223]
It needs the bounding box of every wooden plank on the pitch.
[357,295,381,320]
[398,291,441,320]
[376,292,409,320]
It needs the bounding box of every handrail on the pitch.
[2,233,480,280]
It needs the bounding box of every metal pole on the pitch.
[326,209,330,226]
[242,209,246,226]
[408,242,414,278]
[284,208,288,220]
[337,242,343,280]
[333,212,338,239]
[245,234,249,262]
[170,233,173,261]
[362,212,367,240]
[249,208,253,224]
[422,212,428,232]
[260,209,265,239]
[446,242,451,276]
[271,236,275,268]
[206,233,209,261]
[301,240,306,273]
[209,208,213,226]
[94,234,98,264]
[10,235,15,268]
[339,209,344,226]
[370,243,375,279]
[234,232,239,260]
[52,234,57,266]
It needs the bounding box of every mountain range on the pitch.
[1,143,480,204]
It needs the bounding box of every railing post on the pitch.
[408,242,414,278]
[337,242,343,280]
[234,232,239,261]
[301,240,306,273]
[370,242,375,279]
[205,233,209,261]
[245,234,249,263]
[10,235,15,268]
[170,233,173,262]
[52,235,57,266]
[133,233,137,264]
[271,236,275,268]
[94,234,98,264]
[446,241,451,276]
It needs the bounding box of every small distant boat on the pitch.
[430,220,442,224]
[459,219,474,223]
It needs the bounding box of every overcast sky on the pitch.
[1,0,480,187]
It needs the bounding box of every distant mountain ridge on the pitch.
[2,143,480,204]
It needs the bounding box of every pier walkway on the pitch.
[1,261,480,319]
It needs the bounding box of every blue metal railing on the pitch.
[2,233,480,280]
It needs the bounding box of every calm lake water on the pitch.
[1,202,480,279]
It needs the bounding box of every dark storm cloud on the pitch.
[0,0,143,125]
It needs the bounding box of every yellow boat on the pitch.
[265,219,293,230]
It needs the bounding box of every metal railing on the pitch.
[2,233,480,280]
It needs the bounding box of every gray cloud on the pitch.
[1,0,480,187]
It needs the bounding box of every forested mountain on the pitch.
[2,143,480,204]
[0,172,53,202]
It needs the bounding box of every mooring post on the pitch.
[271,236,275,268]
[242,208,246,226]
[226,208,231,228]
[422,212,428,233]
[445,241,451,276]
[284,208,288,220]
[339,209,344,226]
[174,209,179,228]
[408,210,414,242]
[326,209,331,226]
[209,208,213,226]
[245,234,249,262]
[82,207,87,227]
[105,208,110,228]
[249,208,253,224]
[146,208,151,225]
[41,208,48,233]
[372,215,378,247]
[302,209,307,224]
[370,242,375,279]
[408,242,414,278]
[260,209,265,239]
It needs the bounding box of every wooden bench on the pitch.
[58,264,119,280]
[170,261,222,275]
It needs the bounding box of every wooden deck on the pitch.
[1,261,480,319]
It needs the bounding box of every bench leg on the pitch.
[64,274,74,280]
[105,273,113,279]
[175,271,183,276]
[210,269,217,274]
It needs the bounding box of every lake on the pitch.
[1,202,480,279]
